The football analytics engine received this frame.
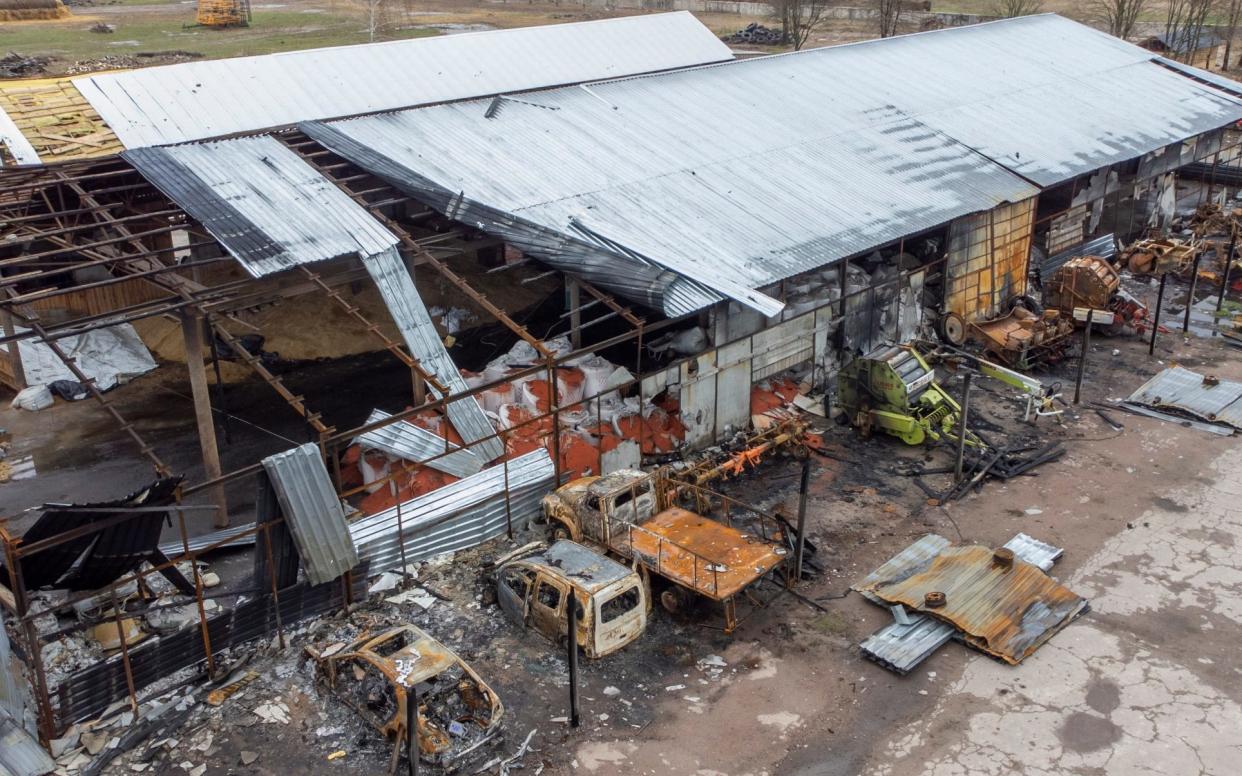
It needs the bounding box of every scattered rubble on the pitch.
[721,22,786,45]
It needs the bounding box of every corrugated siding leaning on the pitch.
[349,448,554,574]
[262,443,359,586]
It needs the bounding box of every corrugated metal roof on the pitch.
[73,12,733,149]
[0,710,54,776]
[0,104,40,166]
[262,443,359,585]
[350,448,554,574]
[125,136,397,277]
[1127,366,1242,430]
[857,544,1087,665]
[355,408,483,478]
[304,14,1242,316]
[363,247,504,462]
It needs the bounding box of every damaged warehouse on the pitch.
[2,9,1242,774]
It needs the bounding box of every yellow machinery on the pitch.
[837,345,966,446]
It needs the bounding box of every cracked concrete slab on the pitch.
[864,445,1242,776]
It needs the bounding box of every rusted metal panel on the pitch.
[628,507,786,600]
[945,198,1036,320]
[858,532,1065,673]
[857,544,1087,665]
[1127,366,1242,430]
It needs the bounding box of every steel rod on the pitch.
[954,372,973,482]
[1150,273,1167,355]
[1183,250,1203,333]
[568,593,581,728]
[1075,310,1093,405]
[794,459,810,586]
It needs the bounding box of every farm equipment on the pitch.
[1043,255,1150,334]
[837,345,974,446]
[1118,237,1202,276]
[542,469,791,634]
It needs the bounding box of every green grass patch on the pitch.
[0,8,441,67]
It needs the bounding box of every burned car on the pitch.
[494,540,648,658]
[308,625,503,771]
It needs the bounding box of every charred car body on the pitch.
[308,626,503,771]
[495,540,649,658]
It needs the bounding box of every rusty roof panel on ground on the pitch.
[853,533,953,605]
[858,533,1066,674]
[1127,366,1242,430]
[73,12,732,149]
[857,545,1087,665]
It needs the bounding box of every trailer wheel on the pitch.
[660,587,689,614]
[937,312,967,346]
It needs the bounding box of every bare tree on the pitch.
[773,0,831,51]
[1092,0,1148,39]
[1164,0,1218,67]
[991,0,1043,17]
[1223,0,1242,69]
[359,0,415,42]
[877,0,903,37]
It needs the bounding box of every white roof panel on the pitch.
[73,12,732,148]
[304,14,1242,315]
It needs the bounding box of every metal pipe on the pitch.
[1184,250,1203,333]
[568,593,581,728]
[1075,310,1093,405]
[1218,234,1236,313]
[954,372,973,482]
[407,681,419,776]
[794,459,810,586]
[1150,273,1168,355]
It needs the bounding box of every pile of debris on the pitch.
[904,440,1066,503]
[721,23,786,45]
[0,51,50,78]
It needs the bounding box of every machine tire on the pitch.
[660,587,689,614]
[937,312,967,346]
[1008,294,1044,316]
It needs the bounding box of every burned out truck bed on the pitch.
[626,507,788,600]
[543,469,791,632]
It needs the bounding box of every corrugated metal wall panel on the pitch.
[261,444,359,586]
[349,448,554,573]
[946,198,1036,320]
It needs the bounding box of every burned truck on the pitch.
[308,626,504,772]
[542,469,790,634]
[494,540,649,657]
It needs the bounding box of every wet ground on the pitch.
[3,268,1242,775]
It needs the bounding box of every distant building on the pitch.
[1140,31,1223,70]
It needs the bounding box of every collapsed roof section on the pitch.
[69,12,733,150]
[301,14,1242,318]
[124,136,399,277]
